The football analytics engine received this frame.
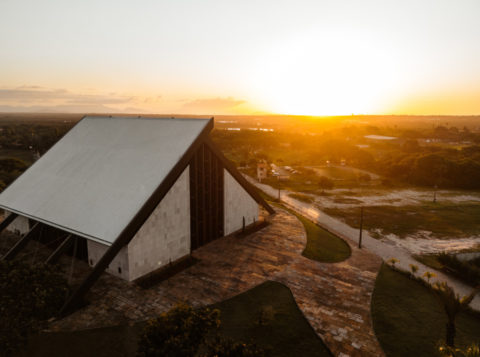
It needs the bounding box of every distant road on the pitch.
[246,175,480,310]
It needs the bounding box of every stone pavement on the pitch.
[46,209,383,357]
[247,176,480,311]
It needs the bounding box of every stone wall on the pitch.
[224,170,259,235]
[3,212,30,235]
[127,167,190,281]
[87,240,130,280]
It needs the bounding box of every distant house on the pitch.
[0,116,274,313]
[257,160,268,182]
[364,134,398,141]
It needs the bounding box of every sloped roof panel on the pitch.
[0,116,211,245]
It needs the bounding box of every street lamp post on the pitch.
[358,207,364,249]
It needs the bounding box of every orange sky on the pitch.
[1,0,480,116]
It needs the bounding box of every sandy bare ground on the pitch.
[313,188,480,209]
[283,185,480,254]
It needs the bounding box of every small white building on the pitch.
[0,116,273,309]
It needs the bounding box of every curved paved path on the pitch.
[248,177,480,311]
[51,210,383,357]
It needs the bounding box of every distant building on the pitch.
[0,116,274,313]
[257,160,268,182]
[364,135,398,141]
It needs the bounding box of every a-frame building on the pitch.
[0,116,274,313]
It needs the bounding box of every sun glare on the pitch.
[248,31,403,116]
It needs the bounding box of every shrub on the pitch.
[0,260,69,355]
[318,176,334,191]
[137,304,266,357]
[203,336,266,357]
[438,343,480,357]
[137,304,220,357]
[437,253,480,286]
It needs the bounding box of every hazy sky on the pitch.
[1,0,480,115]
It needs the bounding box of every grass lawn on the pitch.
[21,282,332,357]
[324,203,480,238]
[270,202,351,263]
[19,324,141,357]
[288,192,314,203]
[297,211,351,263]
[0,149,34,164]
[414,254,444,270]
[372,264,480,357]
[213,281,333,357]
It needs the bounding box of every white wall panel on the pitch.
[87,240,130,280]
[127,167,190,281]
[3,212,30,235]
[224,170,259,235]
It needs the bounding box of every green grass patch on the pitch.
[372,264,480,357]
[332,197,363,204]
[19,324,141,357]
[271,202,351,263]
[288,193,314,204]
[0,149,34,164]
[324,203,480,238]
[415,253,480,287]
[414,254,444,270]
[298,212,351,263]
[213,281,333,357]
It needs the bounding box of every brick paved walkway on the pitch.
[45,209,383,357]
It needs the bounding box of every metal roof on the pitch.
[0,116,212,246]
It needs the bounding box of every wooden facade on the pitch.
[189,143,224,250]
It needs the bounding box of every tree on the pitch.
[387,258,399,268]
[0,261,69,355]
[137,304,266,357]
[137,304,220,357]
[203,336,266,357]
[423,271,436,284]
[409,264,419,276]
[317,176,334,193]
[432,282,479,347]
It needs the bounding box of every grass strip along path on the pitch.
[270,201,351,263]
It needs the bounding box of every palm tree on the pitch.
[409,264,419,276]
[387,258,399,268]
[433,282,479,347]
[423,271,436,284]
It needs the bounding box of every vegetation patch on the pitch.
[270,202,351,263]
[23,282,332,357]
[415,253,480,287]
[324,203,480,238]
[332,197,363,204]
[0,261,70,356]
[212,281,333,357]
[288,193,314,204]
[372,264,480,357]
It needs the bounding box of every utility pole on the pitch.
[433,184,438,203]
[358,207,364,249]
[278,187,281,201]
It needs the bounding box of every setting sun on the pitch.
[247,31,403,115]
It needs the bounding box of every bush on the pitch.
[137,304,266,357]
[318,176,334,191]
[0,260,69,355]
[137,304,220,357]
[203,336,266,357]
[437,253,480,286]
